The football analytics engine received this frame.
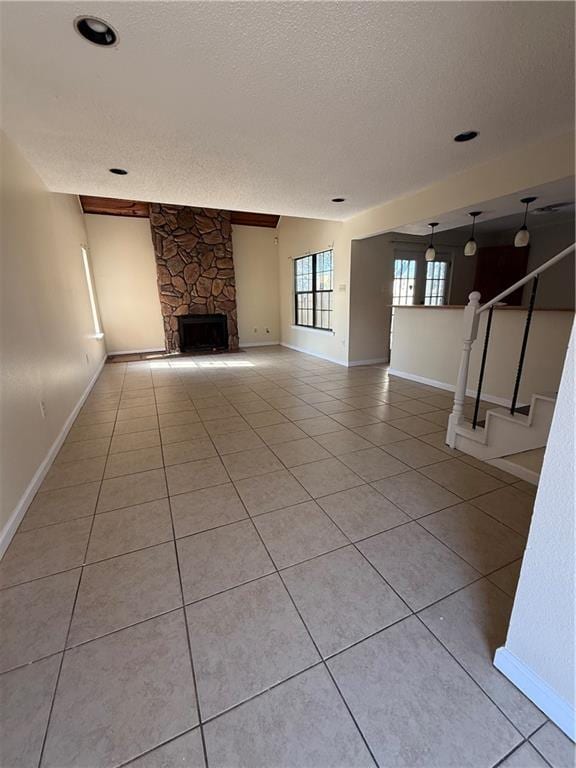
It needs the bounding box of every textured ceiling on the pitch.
[1,1,574,220]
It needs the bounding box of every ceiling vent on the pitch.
[532,201,574,215]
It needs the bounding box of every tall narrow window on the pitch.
[294,249,333,330]
[392,258,416,305]
[81,246,102,336]
[424,261,448,305]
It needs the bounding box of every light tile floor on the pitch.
[1,346,573,768]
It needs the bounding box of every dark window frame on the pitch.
[294,250,334,331]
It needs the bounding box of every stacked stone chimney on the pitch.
[149,203,238,352]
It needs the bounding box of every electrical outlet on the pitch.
[253,327,258,333]
[39,400,47,419]
[265,328,270,334]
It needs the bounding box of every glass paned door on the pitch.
[424,261,448,305]
[392,258,417,305]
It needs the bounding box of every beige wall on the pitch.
[390,306,573,404]
[348,133,574,241]
[0,132,106,544]
[349,235,393,364]
[85,214,165,354]
[277,216,348,364]
[85,217,280,353]
[450,218,575,309]
[277,133,573,367]
[496,320,575,736]
[520,221,575,309]
[231,225,280,345]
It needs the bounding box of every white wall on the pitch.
[85,214,165,354]
[0,132,106,546]
[231,225,279,345]
[495,320,575,739]
[390,306,573,404]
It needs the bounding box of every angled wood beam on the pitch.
[229,211,280,228]
[80,195,150,218]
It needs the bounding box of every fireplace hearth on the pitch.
[178,314,228,352]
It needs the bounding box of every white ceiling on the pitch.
[1,1,574,220]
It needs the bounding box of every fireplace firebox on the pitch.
[178,314,228,352]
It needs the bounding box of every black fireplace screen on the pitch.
[178,314,228,352]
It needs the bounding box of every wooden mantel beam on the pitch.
[79,195,280,228]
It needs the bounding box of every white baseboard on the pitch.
[0,355,107,560]
[387,368,516,408]
[487,457,540,485]
[494,647,575,741]
[348,357,389,367]
[239,341,280,348]
[107,347,165,356]
[280,341,347,367]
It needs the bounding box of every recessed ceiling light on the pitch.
[109,168,128,175]
[331,197,346,203]
[454,131,479,143]
[75,16,118,47]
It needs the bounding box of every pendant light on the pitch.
[464,211,482,256]
[514,196,537,247]
[425,223,439,261]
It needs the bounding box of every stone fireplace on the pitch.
[149,203,239,352]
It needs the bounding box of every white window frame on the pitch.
[81,246,103,338]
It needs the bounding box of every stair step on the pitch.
[474,405,529,429]
[488,448,544,485]
[514,405,531,416]
[502,447,545,473]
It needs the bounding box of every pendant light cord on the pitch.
[522,200,529,227]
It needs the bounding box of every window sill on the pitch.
[290,325,335,336]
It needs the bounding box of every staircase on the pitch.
[446,243,575,484]
[452,394,556,483]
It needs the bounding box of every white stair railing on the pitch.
[446,243,575,448]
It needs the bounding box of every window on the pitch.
[294,249,333,330]
[392,258,416,305]
[81,246,103,337]
[424,261,448,305]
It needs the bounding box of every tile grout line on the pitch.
[1,440,526,593]
[0,548,526,679]
[232,449,537,755]
[35,363,127,768]
[180,427,385,763]
[4,355,536,767]
[413,613,528,746]
[164,484,211,768]
[225,474,383,767]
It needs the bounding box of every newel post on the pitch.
[447,291,481,447]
